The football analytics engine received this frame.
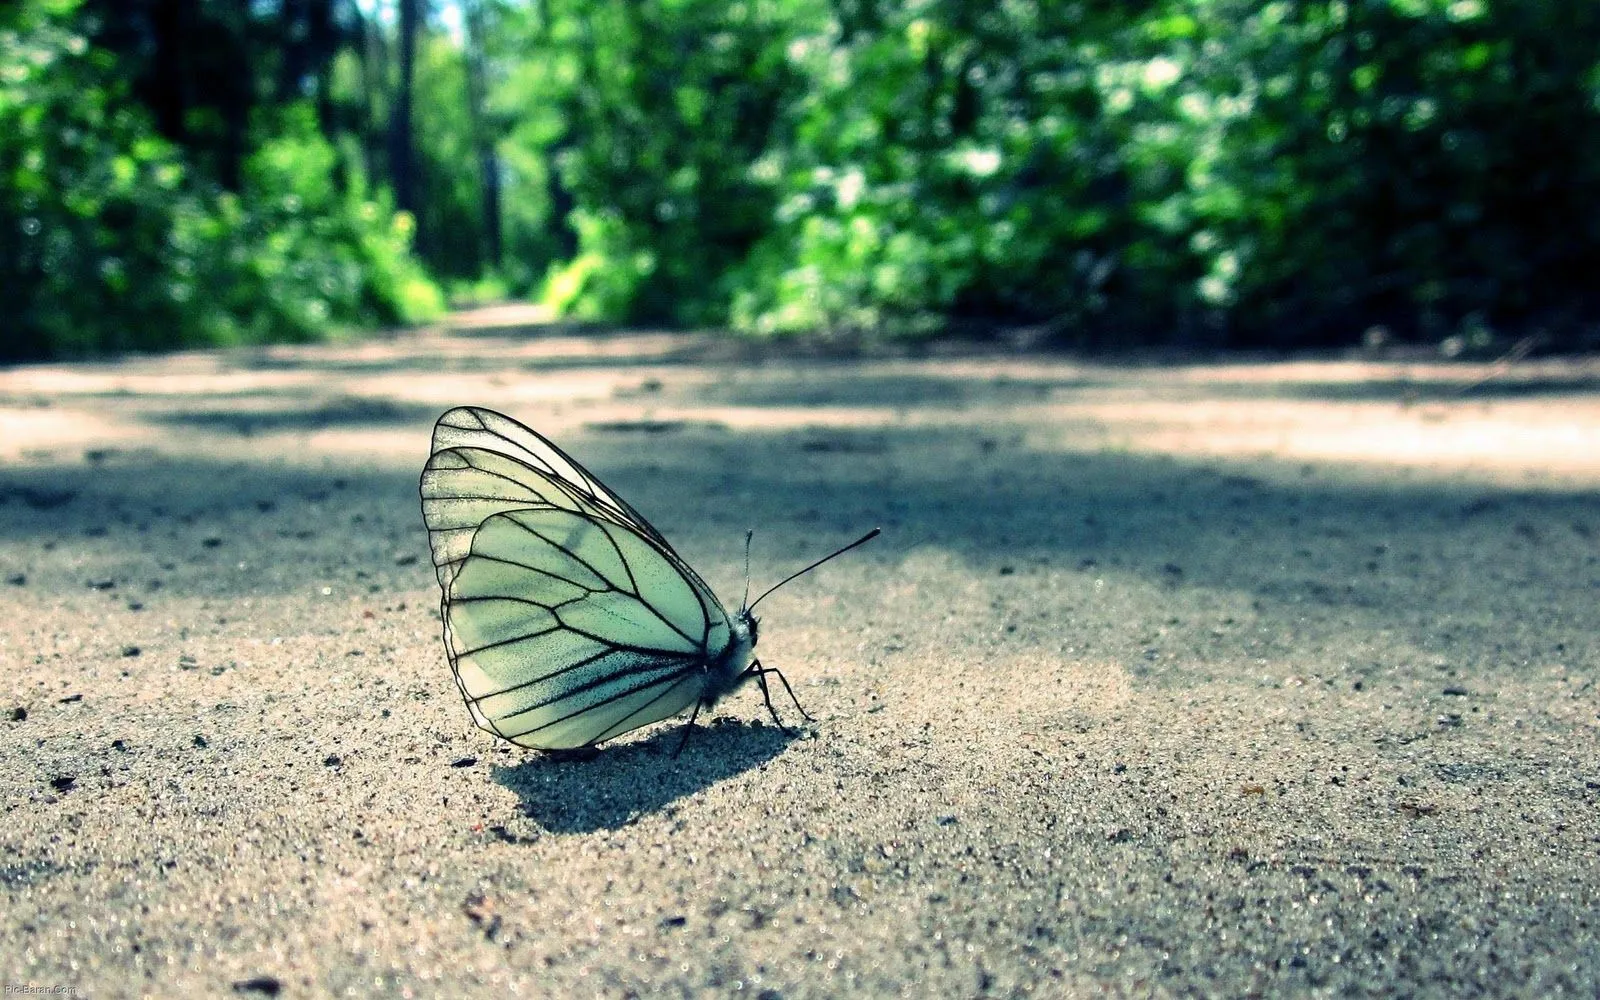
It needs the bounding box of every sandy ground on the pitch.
[2,314,1598,998]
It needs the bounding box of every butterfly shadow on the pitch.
[490,718,799,835]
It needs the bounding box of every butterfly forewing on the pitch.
[421,406,727,610]
[421,447,585,587]
[426,406,676,549]
[420,408,740,750]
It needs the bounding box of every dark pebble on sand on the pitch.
[232,976,283,996]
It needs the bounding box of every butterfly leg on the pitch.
[750,659,813,731]
[759,660,814,723]
[673,699,703,759]
[751,666,794,735]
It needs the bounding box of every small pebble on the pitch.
[231,976,282,996]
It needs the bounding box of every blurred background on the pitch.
[2,0,1597,361]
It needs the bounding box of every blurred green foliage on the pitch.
[518,0,1599,345]
[3,0,1598,357]
[0,0,441,360]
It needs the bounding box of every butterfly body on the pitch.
[704,610,757,706]
[420,407,821,751]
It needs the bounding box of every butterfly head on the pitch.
[703,607,759,706]
[737,606,759,648]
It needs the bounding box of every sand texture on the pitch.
[2,316,1598,997]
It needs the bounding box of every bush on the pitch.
[526,0,1600,347]
[0,2,441,361]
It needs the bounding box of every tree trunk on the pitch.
[276,0,309,102]
[463,0,502,271]
[355,6,387,186]
[389,0,420,236]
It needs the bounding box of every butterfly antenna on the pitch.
[742,529,754,611]
[747,528,881,612]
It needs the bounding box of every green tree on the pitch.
[0,0,441,360]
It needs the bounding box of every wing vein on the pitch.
[498,664,701,734]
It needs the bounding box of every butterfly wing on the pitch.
[422,406,677,577]
[420,408,736,749]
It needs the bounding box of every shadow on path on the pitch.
[1254,374,1600,403]
[491,719,797,834]
[144,398,439,435]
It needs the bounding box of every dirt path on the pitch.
[3,315,1598,997]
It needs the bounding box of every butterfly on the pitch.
[419,406,878,752]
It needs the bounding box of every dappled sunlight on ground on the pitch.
[3,317,1597,490]
[1043,396,1600,486]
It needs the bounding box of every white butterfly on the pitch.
[419,406,878,752]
